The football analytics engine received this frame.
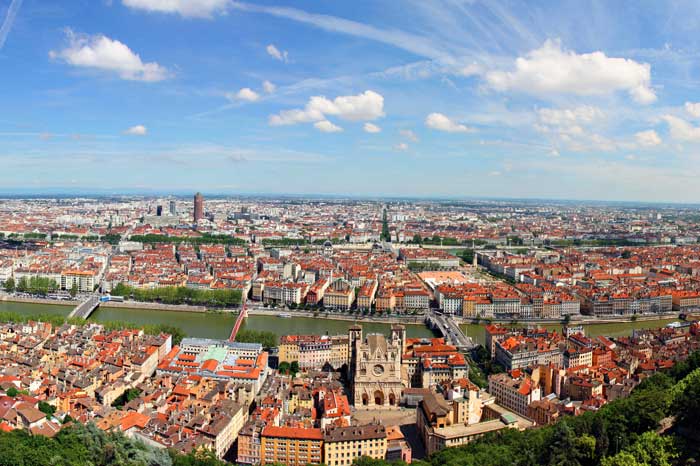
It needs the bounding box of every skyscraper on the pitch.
[169,199,177,216]
[156,205,163,216]
[193,192,204,223]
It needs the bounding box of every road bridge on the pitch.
[68,295,101,319]
[425,310,478,352]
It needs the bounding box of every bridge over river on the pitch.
[67,295,101,319]
[425,310,478,352]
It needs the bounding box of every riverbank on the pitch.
[246,308,426,325]
[0,295,77,306]
[0,293,207,313]
[0,293,685,327]
[101,301,206,313]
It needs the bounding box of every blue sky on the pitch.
[3,0,700,201]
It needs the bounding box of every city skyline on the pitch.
[4,1,700,201]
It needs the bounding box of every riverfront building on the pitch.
[278,334,349,370]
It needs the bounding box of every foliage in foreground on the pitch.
[404,351,700,466]
[0,422,226,466]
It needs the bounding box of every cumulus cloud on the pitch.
[262,80,276,94]
[685,102,700,118]
[124,124,147,136]
[635,129,661,147]
[537,106,604,127]
[364,122,381,133]
[662,115,700,142]
[269,90,384,126]
[228,87,260,102]
[314,120,343,133]
[486,39,656,104]
[534,106,619,152]
[122,0,229,18]
[266,43,288,62]
[425,112,474,133]
[49,29,169,82]
[399,129,418,142]
[394,142,409,151]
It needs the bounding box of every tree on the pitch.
[69,282,78,298]
[3,277,14,293]
[278,361,291,375]
[601,452,643,466]
[15,277,28,293]
[5,387,17,397]
[290,361,300,375]
[38,401,56,418]
[602,432,676,466]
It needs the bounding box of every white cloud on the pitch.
[262,80,276,94]
[269,90,384,126]
[124,125,147,136]
[363,122,381,133]
[229,87,260,102]
[488,171,502,176]
[314,120,343,133]
[534,106,618,152]
[662,115,700,142]
[635,129,661,147]
[399,129,418,142]
[266,44,288,62]
[458,63,483,77]
[537,106,604,127]
[394,142,409,151]
[122,0,229,18]
[49,29,169,82]
[486,39,656,104]
[685,102,700,118]
[425,112,474,133]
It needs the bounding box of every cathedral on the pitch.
[348,324,406,409]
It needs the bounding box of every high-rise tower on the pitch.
[193,192,204,223]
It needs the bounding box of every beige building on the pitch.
[349,325,406,409]
[278,334,350,370]
[417,388,532,455]
[324,280,355,310]
[323,424,387,466]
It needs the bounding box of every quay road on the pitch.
[425,309,478,352]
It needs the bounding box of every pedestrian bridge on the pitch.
[68,295,101,319]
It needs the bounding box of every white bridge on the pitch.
[68,295,101,319]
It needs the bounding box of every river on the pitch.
[0,301,679,344]
[0,301,434,340]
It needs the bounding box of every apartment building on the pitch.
[260,426,324,466]
[488,373,541,417]
[323,424,387,466]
